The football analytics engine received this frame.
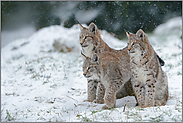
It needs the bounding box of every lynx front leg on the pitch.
[132,79,146,107]
[93,82,105,104]
[144,76,156,107]
[145,84,155,107]
[103,81,122,109]
[103,90,116,109]
[84,80,98,102]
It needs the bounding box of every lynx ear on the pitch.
[78,24,85,30]
[136,29,145,41]
[126,31,131,39]
[81,51,88,59]
[88,22,98,35]
[92,54,99,64]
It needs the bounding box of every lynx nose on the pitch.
[128,47,131,51]
[83,73,86,77]
[80,42,83,45]
[127,45,132,51]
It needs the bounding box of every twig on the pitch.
[178,45,182,49]
[66,95,78,102]
[1,107,5,113]
[123,104,126,112]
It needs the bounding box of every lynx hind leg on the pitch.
[116,79,133,99]
[155,99,166,106]
[154,86,168,106]
[155,72,169,106]
[103,81,122,109]
[84,80,98,102]
[93,83,105,104]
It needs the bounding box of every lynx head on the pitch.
[126,29,165,66]
[81,52,100,80]
[126,29,149,54]
[79,22,101,57]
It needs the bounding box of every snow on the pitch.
[153,16,182,35]
[1,24,36,48]
[1,17,182,122]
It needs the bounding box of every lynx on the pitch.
[79,22,165,66]
[78,22,165,104]
[79,22,114,102]
[126,29,168,108]
[79,22,135,103]
[81,47,135,109]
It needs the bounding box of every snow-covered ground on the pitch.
[1,24,36,48]
[1,17,182,122]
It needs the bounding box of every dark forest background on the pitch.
[1,1,182,38]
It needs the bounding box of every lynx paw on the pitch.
[155,100,166,106]
[102,105,114,110]
[93,99,104,104]
[83,100,91,102]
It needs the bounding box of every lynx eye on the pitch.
[89,36,93,39]
[87,67,91,70]
[90,68,93,72]
[84,36,90,40]
[131,42,135,45]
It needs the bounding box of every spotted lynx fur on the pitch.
[79,22,165,107]
[81,49,133,109]
[126,29,168,108]
[79,22,134,103]
[82,53,134,104]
